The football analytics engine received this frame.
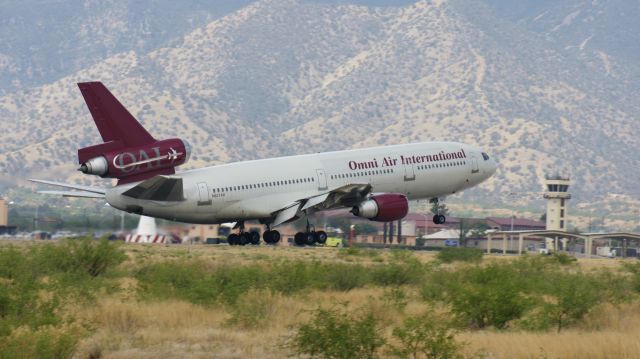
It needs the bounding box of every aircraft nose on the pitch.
[488,158,497,176]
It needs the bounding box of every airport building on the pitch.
[544,175,571,231]
[0,197,16,236]
[0,198,8,226]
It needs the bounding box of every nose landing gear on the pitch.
[431,198,447,225]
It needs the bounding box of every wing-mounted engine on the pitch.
[78,138,191,184]
[351,193,409,222]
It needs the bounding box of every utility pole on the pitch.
[510,215,515,252]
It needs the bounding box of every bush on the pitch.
[371,252,425,286]
[0,327,78,359]
[290,306,386,359]
[227,289,280,329]
[448,264,529,329]
[381,287,409,312]
[389,313,463,359]
[550,253,577,265]
[34,238,127,277]
[524,273,603,332]
[437,248,483,263]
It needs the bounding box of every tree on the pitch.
[539,273,601,332]
[457,220,488,247]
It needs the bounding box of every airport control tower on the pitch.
[543,175,571,231]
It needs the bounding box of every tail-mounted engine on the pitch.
[352,193,409,222]
[78,138,191,184]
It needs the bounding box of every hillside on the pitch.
[0,0,638,210]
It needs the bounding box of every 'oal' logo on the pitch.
[113,147,183,173]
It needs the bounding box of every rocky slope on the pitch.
[0,0,638,210]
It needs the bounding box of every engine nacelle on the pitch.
[352,194,409,222]
[79,138,191,180]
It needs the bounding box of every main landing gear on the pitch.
[294,220,327,246]
[227,221,281,246]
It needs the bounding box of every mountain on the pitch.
[0,0,638,211]
[0,0,256,93]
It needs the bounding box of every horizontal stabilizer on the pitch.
[122,176,184,202]
[29,179,106,194]
[38,190,105,199]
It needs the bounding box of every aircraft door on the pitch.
[471,155,479,174]
[404,162,416,181]
[197,182,211,206]
[316,169,328,191]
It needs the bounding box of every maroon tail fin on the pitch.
[77,82,156,147]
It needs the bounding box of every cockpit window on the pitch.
[482,152,490,161]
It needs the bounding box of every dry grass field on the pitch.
[2,240,640,359]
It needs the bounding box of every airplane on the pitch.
[31,82,497,246]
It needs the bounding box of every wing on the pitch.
[270,183,371,227]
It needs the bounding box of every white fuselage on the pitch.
[105,141,497,224]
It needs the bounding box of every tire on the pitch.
[315,231,327,245]
[228,233,239,246]
[239,232,250,246]
[438,214,446,224]
[294,232,306,246]
[305,232,316,246]
[432,215,440,224]
[263,231,273,244]
[249,231,260,245]
[271,230,281,244]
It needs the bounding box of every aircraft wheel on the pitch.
[294,232,306,246]
[249,231,260,245]
[315,231,327,245]
[228,233,239,246]
[305,232,316,246]
[271,230,281,244]
[438,214,446,224]
[263,231,273,244]
[239,232,250,246]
